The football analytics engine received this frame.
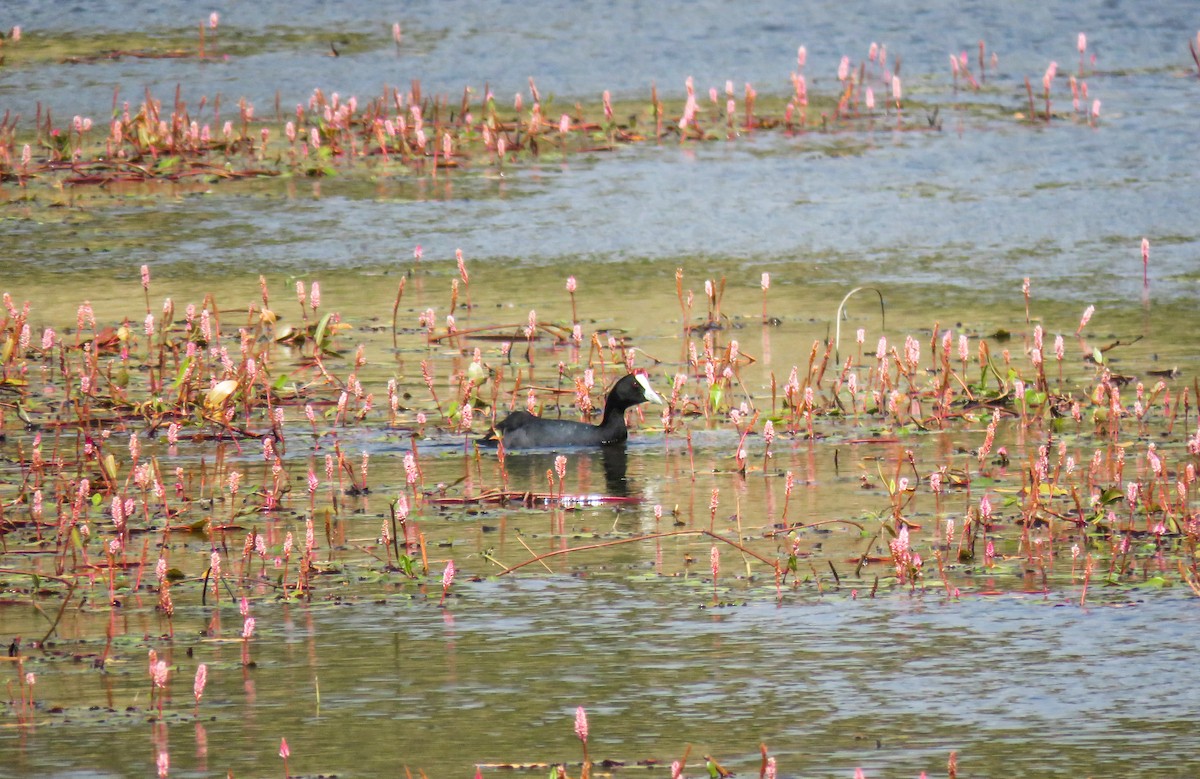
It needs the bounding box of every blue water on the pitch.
[4,0,1197,305]
[4,0,1194,104]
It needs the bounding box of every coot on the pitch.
[484,372,665,449]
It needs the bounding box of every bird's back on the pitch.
[492,410,623,449]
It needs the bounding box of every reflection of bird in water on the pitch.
[481,372,664,450]
[498,446,632,498]
[599,446,629,497]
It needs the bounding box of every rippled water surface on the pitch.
[2,0,1200,776]
[6,586,1200,777]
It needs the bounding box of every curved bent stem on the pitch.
[833,286,886,363]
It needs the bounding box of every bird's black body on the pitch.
[484,372,664,449]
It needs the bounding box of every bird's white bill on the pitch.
[635,373,666,404]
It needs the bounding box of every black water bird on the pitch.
[483,372,665,449]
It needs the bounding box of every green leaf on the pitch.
[171,356,193,390]
[312,312,333,350]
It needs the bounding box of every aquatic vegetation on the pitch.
[0,20,1109,192]
[0,256,1196,610]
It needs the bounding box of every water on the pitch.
[6,585,1200,777]
[3,1,1199,304]
[2,0,1200,776]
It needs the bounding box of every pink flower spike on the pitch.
[279,738,290,759]
[1141,237,1150,285]
[574,706,589,743]
[1076,304,1095,335]
[456,249,469,284]
[152,660,169,689]
[440,559,457,606]
[194,663,208,704]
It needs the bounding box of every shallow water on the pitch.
[3,1,1200,777]
[6,586,1200,778]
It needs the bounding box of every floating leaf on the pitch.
[205,379,239,410]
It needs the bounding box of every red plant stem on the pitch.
[1080,553,1092,607]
